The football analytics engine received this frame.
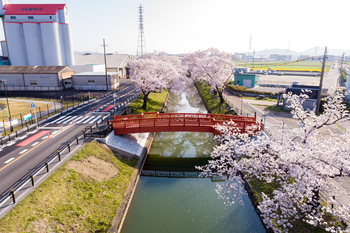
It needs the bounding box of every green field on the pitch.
[236,60,333,72]
[127,90,168,114]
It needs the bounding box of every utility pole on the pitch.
[315,46,327,116]
[252,51,255,70]
[101,39,108,92]
[1,80,13,131]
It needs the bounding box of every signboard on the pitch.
[0,121,11,128]
[10,119,18,125]
[30,102,36,108]
[23,113,32,121]
[3,110,8,117]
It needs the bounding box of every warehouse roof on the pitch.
[3,4,66,15]
[0,66,74,74]
[72,72,118,76]
[74,54,129,68]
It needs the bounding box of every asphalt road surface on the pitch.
[0,82,139,214]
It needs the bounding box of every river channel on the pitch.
[121,85,265,233]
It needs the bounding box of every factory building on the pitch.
[71,72,119,91]
[0,0,75,66]
[74,54,130,78]
[0,66,75,91]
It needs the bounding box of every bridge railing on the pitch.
[112,113,262,135]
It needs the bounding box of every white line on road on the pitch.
[41,127,62,129]
[19,149,28,154]
[42,136,48,140]
[75,115,90,123]
[50,116,65,123]
[4,158,15,163]
[55,116,72,124]
[61,116,78,124]
[88,116,101,123]
[31,142,39,146]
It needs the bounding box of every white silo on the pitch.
[61,24,75,65]
[40,22,62,66]
[4,22,28,65]
[23,23,45,65]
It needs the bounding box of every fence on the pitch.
[0,114,113,209]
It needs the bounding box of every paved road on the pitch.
[0,81,139,216]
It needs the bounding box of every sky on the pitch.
[1,0,350,55]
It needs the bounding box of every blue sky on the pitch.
[1,0,350,55]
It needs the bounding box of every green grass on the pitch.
[0,141,138,233]
[342,70,347,83]
[127,90,168,114]
[196,82,234,114]
[236,60,333,72]
[241,96,277,102]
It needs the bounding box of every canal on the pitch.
[121,85,265,233]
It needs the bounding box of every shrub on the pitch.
[227,84,277,96]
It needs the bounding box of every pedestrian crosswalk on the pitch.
[50,115,103,125]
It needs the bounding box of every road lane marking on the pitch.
[31,142,39,146]
[61,116,78,124]
[75,115,90,123]
[4,158,15,163]
[55,116,72,124]
[19,149,28,154]
[88,116,101,123]
[50,116,65,123]
[16,131,50,147]
[0,123,75,171]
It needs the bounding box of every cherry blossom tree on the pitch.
[129,54,184,110]
[198,89,350,232]
[182,48,235,103]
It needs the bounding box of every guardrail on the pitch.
[0,85,141,209]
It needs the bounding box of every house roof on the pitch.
[0,66,74,74]
[74,54,129,68]
[285,85,320,99]
[3,4,66,15]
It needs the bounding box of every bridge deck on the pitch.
[111,112,261,135]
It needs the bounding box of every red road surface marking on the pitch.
[16,131,50,146]
[102,105,114,112]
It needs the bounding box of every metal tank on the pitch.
[4,22,28,65]
[23,22,45,66]
[40,22,62,66]
[61,24,74,65]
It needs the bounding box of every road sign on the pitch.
[23,113,32,121]
[30,102,36,108]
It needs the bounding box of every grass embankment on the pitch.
[195,82,234,114]
[0,141,138,232]
[342,70,347,83]
[127,90,168,114]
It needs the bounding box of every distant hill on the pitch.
[254,47,350,57]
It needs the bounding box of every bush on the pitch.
[227,84,277,96]
[342,70,347,82]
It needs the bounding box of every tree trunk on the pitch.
[218,90,224,103]
[142,92,149,110]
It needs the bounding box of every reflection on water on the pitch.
[121,84,266,233]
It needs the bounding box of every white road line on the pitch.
[42,136,48,139]
[50,116,66,123]
[51,130,59,135]
[31,142,39,146]
[88,116,101,123]
[74,116,84,122]
[75,115,90,123]
[4,158,15,163]
[55,116,72,124]
[82,116,96,124]
[61,116,78,124]
[41,127,62,129]
[19,149,28,154]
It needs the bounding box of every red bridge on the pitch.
[111,112,262,135]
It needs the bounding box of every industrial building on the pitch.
[71,72,119,91]
[74,54,130,78]
[0,65,75,91]
[233,74,260,88]
[0,1,75,66]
